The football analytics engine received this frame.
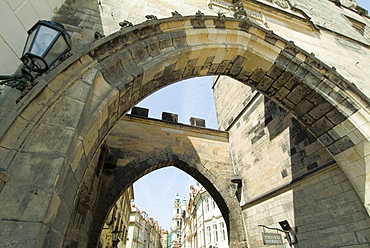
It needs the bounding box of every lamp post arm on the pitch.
[0,73,32,89]
[258,225,288,234]
[0,75,24,81]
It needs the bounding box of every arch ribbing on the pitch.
[0,15,369,247]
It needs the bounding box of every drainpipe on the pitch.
[229,140,251,248]
[200,193,207,248]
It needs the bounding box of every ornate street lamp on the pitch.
[0,20,71,91]
[111,227,122,248]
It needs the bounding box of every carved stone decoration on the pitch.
[330,0,368,16]
[171,11,182,17]
[207,0,233,15]
[218,12,226,18]
[355,5,368,16]
[94,31,105,40]
[329,0,342,7]
[231,1,269,28]
[145,15,158,20]
[119,20,133,28]
[267,0,289,9]
[195,10,205,17]
[215,12,227,27]
[232,1,249,20]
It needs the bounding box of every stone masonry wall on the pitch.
[244,165,370,247]
[52,0,217,49]
[214,77,335,199]
[212,2,370,242]
[84,115,244,247]
[213,73,370,246]
[0,1,370,247]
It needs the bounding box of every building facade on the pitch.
[100,186,134,248]
[160,229,169,248]
[181,185,229,248]
[170,194,187,248]
[126,204,162,248]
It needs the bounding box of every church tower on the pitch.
[170,193,182,247]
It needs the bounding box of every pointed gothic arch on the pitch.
[0,15,369,247]
[83,115,237,247]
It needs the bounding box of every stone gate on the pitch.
[0,0,370,247]
[87,114,237,247]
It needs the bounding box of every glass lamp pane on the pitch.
[112,232,119,241]
[23,29,36,56]
[44,35,69,66]
[30,25,59,57]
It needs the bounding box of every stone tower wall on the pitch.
[212,1,370,246]
[213,76,370,246]
[0,1,370,247]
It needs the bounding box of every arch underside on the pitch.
[91,156,232,246]
[84,15,369,210]
[0,15,369,248]
[85,115,237,247]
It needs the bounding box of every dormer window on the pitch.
[345,15,369,39]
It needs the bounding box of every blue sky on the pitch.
[132,0,370,230]
[357,0,370,10]
[133,77,218,128]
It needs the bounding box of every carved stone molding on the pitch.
[267,0,289,9]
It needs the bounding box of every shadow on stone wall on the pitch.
[264,98,370,246]
[84,116,239,248]
[51,2,106,247]
[52,0,104,50]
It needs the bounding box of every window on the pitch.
[344,15,370,39]
[206,226,211,244]
[211,200,216,209]
[177,221,180,227]
[213,224,218,243]
[205,198,210,212]
[220,222,226,241]
[198,230,203,246]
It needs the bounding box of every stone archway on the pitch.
[84,115,239,247]
[0,15,369,247]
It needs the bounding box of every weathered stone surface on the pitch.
[0,1,370,247]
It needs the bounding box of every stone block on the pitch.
[286,83,312,105]
[55,166,79,209]
[286,57,302,73]
[42,228,64,248]
[162,112,178,123]
[0,181,54,221]
[171,30,188,48]
[275,51,293,69]
[292,99,314,117]
[43,95,85,129]
[190,117,206,127]
[308,101,333,120]
[0,116,32,150]
[311,116,334,137]
[0,220,48,247]
[131,107,149,117]
[9,152,65,189]
[22,123,74,156]
[256,76,273,92]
